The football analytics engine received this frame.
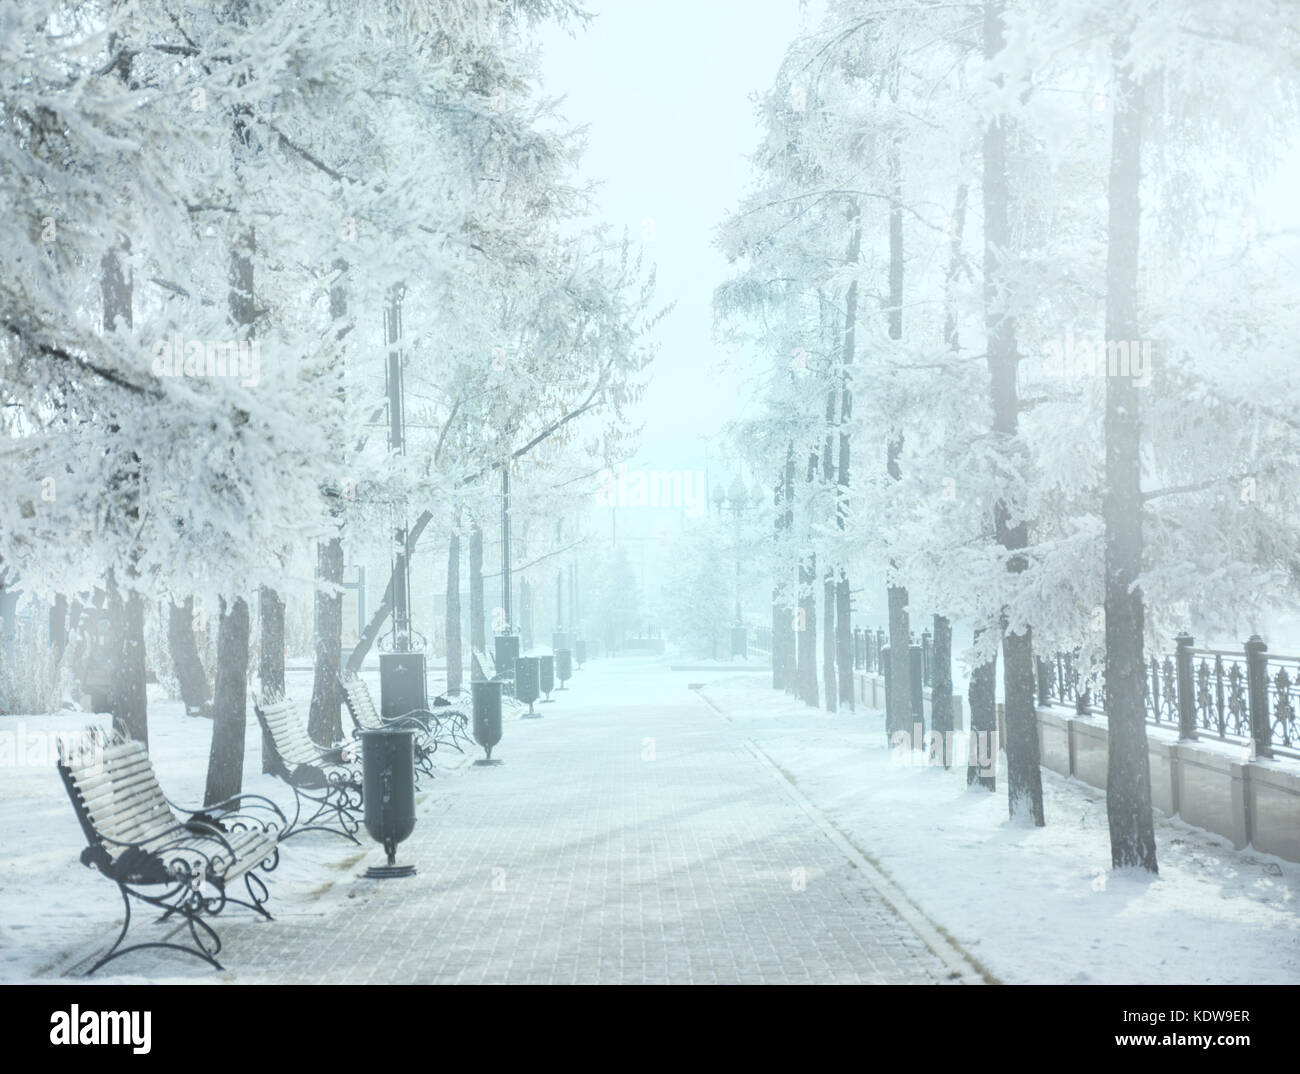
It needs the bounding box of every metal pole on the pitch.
[385,287,412,651]
[386,292,403,453]
[1245,635,1271,758]
[555,519,564,630]
[1175,634,1197,741]
[393,527,410,650]
[501,467,511,632]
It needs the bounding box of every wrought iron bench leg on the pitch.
[89,885,225,976]
[278,784,362,844]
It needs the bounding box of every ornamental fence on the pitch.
[851,626,1300,762]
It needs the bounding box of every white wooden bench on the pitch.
[339,677,468,784]
[253,696,363,843]
[57,727,284,974]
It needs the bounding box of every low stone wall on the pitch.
[856,673,964,729]
[857,671,1300,863]
[1030,709,1300,863]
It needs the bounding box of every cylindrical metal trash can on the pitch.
[494,634,520,688]
[516,655,541,716]
[472,679,503,764]
[540,654,555,702]
[360,728,416,878]
[555,648,572,690]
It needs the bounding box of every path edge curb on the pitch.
[695,688,998,985]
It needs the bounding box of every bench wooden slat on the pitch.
[82,777,171,824]
[257,697,340,771]
[96,801,174,841]
[68,754,152,785]
[78,761,168,810]
[86,794,171,837]
[77,764,162,805]
[93,795,171,834]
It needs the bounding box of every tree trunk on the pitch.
[984,0,1043,825]
[836,208,860,712]
[258,587,284,772]
[821,367,838,712]
[445,532,463,696]
[797,554,818,708]
[569,563,577,637]
[967,629,997,790]
[308,537,344,746]
[106,571,147,744]
[772,593,786,691]
[258,586,284,697]
[886,580,910,739]
[206,108,255,797]
[822,572,837,711]
[773,445,797,693]
[932,188,967,749]
[99,45,145,746]
[205,597,250,806]
[520,576,532,652]
[836,575,852,711]
[883,114,912,743]
[1103,46,1158,872]
[66,597,87,687]
[932,614,953,767]
[309,258,349,741]
[345,508,434,674]
[50,594,68,665]
[470,524,485,673]
[168,598,209,716]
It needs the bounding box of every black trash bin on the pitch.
[494,635,520,694]
[555,648,572,690]
[516,656,541,717]
[360,728,416,879]
[540,654,555,703]
[575,638,587,669]
[472,679,503,765]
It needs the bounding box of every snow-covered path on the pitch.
[26,658,976,984]
[10,655,1298,983]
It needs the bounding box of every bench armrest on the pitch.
[166,792,288,829]
[89,825,237,879]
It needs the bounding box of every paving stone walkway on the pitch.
[93,660,967,983]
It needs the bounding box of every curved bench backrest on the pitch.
[56,729,176,863]
[340,677,380,731]
[255,698,323,769]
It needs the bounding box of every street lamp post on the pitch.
[714,475,756,660]
[380,286,427,720]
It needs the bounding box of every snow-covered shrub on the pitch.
[0,624,67,716]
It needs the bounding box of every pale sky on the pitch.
[536,2,808,474]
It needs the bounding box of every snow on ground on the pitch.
[0,667,451,983]
[701,674,1300,984]
[4,659,1297,984]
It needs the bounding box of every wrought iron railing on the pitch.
[854,621,1299,761]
